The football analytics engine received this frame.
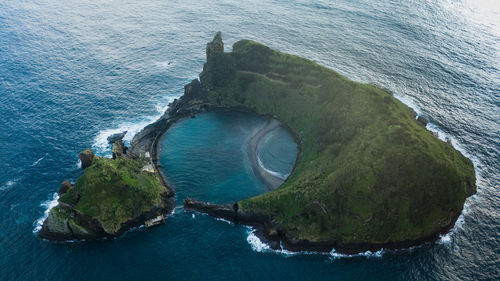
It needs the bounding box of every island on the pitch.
[40,32,476,254]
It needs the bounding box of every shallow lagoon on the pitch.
[159,110,298,203]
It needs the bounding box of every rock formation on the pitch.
[58,180,72,195]
[206,31,224,61]
[78,149,94,169]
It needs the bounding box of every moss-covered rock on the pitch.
[40,151,174,241]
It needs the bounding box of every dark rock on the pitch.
[78,149,94,169]
[107,131,127,144]
[206,31,224,61]
[184,197,238,221]
[112,140,127,159]
[58,180,72,195]
[416,115,429,127]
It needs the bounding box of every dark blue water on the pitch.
[0,0,498,280]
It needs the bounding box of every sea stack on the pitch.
[78,149,94,169]
[206,31,224,61]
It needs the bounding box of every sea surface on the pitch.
[0,0,498,280]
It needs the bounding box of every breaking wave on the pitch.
[92,97,176,157]
[33,192,60,234]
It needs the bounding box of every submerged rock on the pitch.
[78,149,94,169]
[107,131,127,144]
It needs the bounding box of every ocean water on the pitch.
[0,0,498,280]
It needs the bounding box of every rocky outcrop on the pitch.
[107,131,127,143]
[206,31,224,61]
[112,140,127,159]
[78,149,94,169]
[58,180,72,195]
[184,197,238,221]
[417,115,429,127]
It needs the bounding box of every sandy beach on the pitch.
[247,118,285,190]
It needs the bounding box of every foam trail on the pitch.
[257,156,289,180]
[438,197,472,245]
[92,97,176,156]
[0,178,20,191]
[31,153,48,167]
[33,192,59,234]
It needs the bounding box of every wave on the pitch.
[438,195,472,245]
[257,156,289,180]
[33,192,60,234]
[31,153,48,167]
[0,178,20,191]
[329,248,384,259]
[92,97,177,157]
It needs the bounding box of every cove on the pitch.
[159,110,298,204]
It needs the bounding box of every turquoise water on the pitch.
[0,0,498,280]
[160,111,298,203]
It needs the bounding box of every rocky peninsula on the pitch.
[40,32,476,254]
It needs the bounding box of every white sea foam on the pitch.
[438,197,472,245]
[215,217,233,225]
[246,226,386,258]
[393,93,422,116]
[33,192,59,234]
[0,178,20,191]
[31,153,48,167]
[329,248,384,259]
[257,156,289,180]
[92,97,176,156]
[76,159,82,169]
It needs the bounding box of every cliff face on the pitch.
[181,34,476,253]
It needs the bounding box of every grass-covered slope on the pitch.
[58,156,168,234]
[199,40,476,246]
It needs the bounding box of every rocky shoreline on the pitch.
[247,118,287,190]
[183,198,463,254]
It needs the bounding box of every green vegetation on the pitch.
[59,156,167,234]
[199,40,476,244]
